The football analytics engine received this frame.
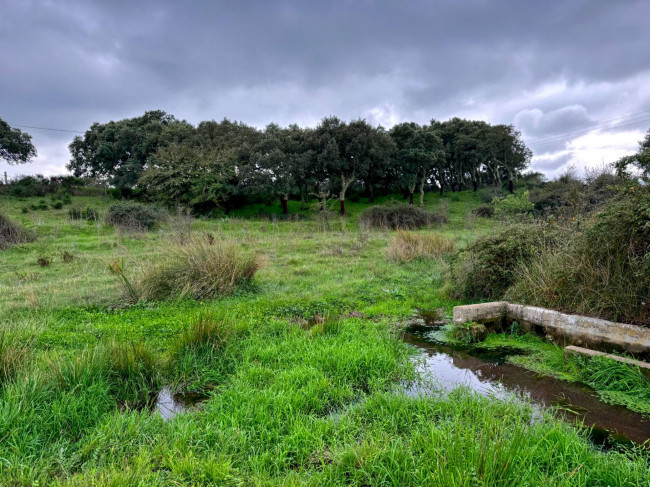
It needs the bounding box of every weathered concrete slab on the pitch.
[452,302,508,327]
[453,302,650,355]
[564,345,650,379]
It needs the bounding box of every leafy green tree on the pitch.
[68,110,186,193]
[616,129,650,181]
[316,117,378,215]
[243,123,306,214]
[139,142,236,214]
[0,117,36,165]
[390,123,442,205]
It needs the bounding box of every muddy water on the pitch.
[404,325,650,447]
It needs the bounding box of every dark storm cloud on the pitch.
[1,0,649,178]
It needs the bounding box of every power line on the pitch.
[527,115,650,152]
[524,108,650,142]
[11,124,84,134]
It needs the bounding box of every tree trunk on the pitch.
[300,186,307,210]
[340,198,345,215]
[508,179,514,194]
[473,180,478,192]
[409,192,414,205]
[368,182,375,203]
[419,176,426,206]
[280,194,288,215]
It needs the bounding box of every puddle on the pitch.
[156,387,208,420]
[404,325,650,447]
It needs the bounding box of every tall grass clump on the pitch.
[388,230,455,262]
[105,201,165,231]
[507,186,650,324]
[51,341,161,408]
[134,237,263,301]
[0,212,36,249]
[0,331,31,385]
[170,313,241,387]
[359,203,447,230]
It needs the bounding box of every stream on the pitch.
[404,324,650,447]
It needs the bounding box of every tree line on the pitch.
[4,111,531,215]
[67,111,531,215]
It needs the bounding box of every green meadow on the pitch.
[0,192,648,486]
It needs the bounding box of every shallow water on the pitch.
[404,325,650,447]
[156,387,208,420]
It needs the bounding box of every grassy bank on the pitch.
[1,192,649,485]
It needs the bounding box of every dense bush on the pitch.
[450,224,558,300]
[359,204,447,230]
[0,213,36,249]
[105,201,165,231]
[507,186,650,324]
[113,237,263,302]
[472,203,494,218]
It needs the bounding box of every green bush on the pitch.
[507,186,650,324]
[493,191,534,219]
[30,200,48,211]
[359,204,447,230]
[450,224,558,301]
[105,201,165,231]
[52,201,63,209]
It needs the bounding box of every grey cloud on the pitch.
[1,0,649,178]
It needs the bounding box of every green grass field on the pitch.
[1,192,649,486]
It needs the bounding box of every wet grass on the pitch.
[475,332,650,415]
[1,192,649,484]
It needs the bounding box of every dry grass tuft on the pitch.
[388,230,456,262]
[0,213,36,249]
[133,236,264,301]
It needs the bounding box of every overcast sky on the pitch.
[2,0,650,180]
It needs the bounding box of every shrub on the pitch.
[83,207,99,221]
[115,237,263,302]
[30,200,48,211]
[388,231,455,262]
[473,204,494,218]
[493,191,534,219]
[359,204,447,230]
[0,213,36,249]
[37,256,51,267]
[450,224,558,301]
[52,201,63,209]
[68,207,83,220]
[61,250,75,263]
[105,201,165,231]
[507,186,650,324]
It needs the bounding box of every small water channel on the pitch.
[404,325,650,447]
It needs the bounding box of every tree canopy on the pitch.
[0,117,37,165]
